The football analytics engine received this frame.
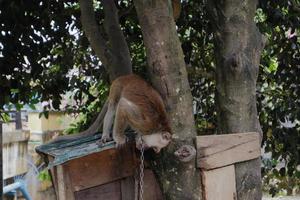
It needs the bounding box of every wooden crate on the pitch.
[196,132,261,200]
[37,134,163,200]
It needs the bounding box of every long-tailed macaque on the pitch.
[101,74,172,153]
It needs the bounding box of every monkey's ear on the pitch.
[162,132,172,140]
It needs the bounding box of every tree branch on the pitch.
[102,0,132,78]
[78,0,112,70]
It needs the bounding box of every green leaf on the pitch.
[0,113,10,122]
[15,103,23,111]
[268,57,278,73]
[39,111,49,119]
[255,8,267,23]
[29,104,36,110]
[38,170,51,181]
[10,88,20,94]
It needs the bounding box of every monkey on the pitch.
[100,74,172,153]
[48,74,172,153]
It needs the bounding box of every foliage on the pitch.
[257,0,300,194]
[38,169,52,182]
[0,112,10,122]
[64,79,108,134]
[0,0,299,195]
[262,157,300,196]
[0,0,106,114]
[177,0,216,135]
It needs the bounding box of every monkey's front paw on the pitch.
[114,136,126,149]
[101,134,112,143]
[97,135,112,147]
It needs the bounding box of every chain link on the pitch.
[139,141,145,200]
[135,137,145,200]
[135,168,139,200]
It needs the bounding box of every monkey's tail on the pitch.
[46,100,108,144]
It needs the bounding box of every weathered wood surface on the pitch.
[49,167,58,200]
[67,146,137,191]
[36,132,136,168]
[196,132,261,170]
[202,165,236,200]
[57,165,66,200]
[3,130,29,179]
[143,169,163,200]
[40,133,164,199]
[74,180,121,200]
[47,156,59,200]
[121,176,135,200]
[36,134,115,168]
[56,165,75,200]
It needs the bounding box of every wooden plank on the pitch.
[202,165,236,200]
[143,169,163,200]
[74,180,121,200]
[67,146,137,191]
[48,156,59,200]
[196,132,260,170]
[56,165,75,200]
[62,165,75,200]
[57,165,67,200]
[120,170,163,200]
[121,176,135,200]
[49,167,58,200]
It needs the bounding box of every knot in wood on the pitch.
[174,145,196,163]
[225,53,243,74]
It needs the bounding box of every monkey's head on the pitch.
[136,132,172,153]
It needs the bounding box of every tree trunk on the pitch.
[207,0,265,199]
[134,1,201,199]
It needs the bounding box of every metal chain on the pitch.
[134,168,139,200]
[134,137,145,200]
[139,141,145,200]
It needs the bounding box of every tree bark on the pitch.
[102,0,132,79]
[133,1,201,199]
[79,0,132,81]
[78,0,112,71]
[207,0,265,199]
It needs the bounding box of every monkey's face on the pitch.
[136,132,172,153]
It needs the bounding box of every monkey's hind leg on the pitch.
[100,102,116,144]
[113,99,128,148]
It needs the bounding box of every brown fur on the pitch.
[109,74,171,134]
[102,74,172,152]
